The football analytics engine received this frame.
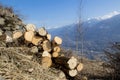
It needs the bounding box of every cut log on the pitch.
[41,56,52,68]
[67,57,77,69]
[53,46,61,52]
[76,63,83,72]
[54,36,62,45]
[53,56,77,69]
[13,31,23,39]
[38,27,47,36]
[58,71,66,79]
[24,31,34,42]
[5,31,13,42]
[42,40,51,52]
[69,69,77,77]
[42,51,51,58]
[32,36,43,45]
[60,67,78,77]
[25,24,36,31]
[47,34,51,40]
[52,52,59,57]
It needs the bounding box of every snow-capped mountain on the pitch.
[48,11,120,57]
[89,11,120,21]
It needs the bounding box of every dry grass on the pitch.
[0,47,66,80]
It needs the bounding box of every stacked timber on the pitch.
[0,5,83,78]
[1,23,83,77]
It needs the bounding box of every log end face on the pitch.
[67,57,77,69]
[25,24,36,31]
[24,31,34,42]
[77,63,83,72]
[69,69,77,77]
[54,36,62,45]
[52,52,59,58]
[38,27,47,36]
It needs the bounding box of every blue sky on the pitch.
[0,0,120,28]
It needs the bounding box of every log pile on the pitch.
[0,5,83,78]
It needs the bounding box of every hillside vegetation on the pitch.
[0,4,114,80]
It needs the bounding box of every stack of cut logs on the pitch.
[5,24,83,77]
[0,5,83,78]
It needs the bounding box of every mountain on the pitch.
[48,11,120,58]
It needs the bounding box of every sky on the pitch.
[0,0,120,28]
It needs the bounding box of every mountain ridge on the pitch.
[48,12,120,58]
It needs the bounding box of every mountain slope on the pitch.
[48,12,120,56]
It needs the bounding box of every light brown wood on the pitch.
[25,24,36,31]
[58,71,66,79]
[76,63,83,72]
[24,31,34,42]
[42,51,51,58]
[54,36,62,45]
[32,36,43,45]
[67,56,77,69]
[52,52,59,57]
[38,27,47,36]
[53,46,61,52]
[42,40,51,52]
[69,69,77,77]
[41,56,52,68]
[47,34,51,40]
[13,31,23,39]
